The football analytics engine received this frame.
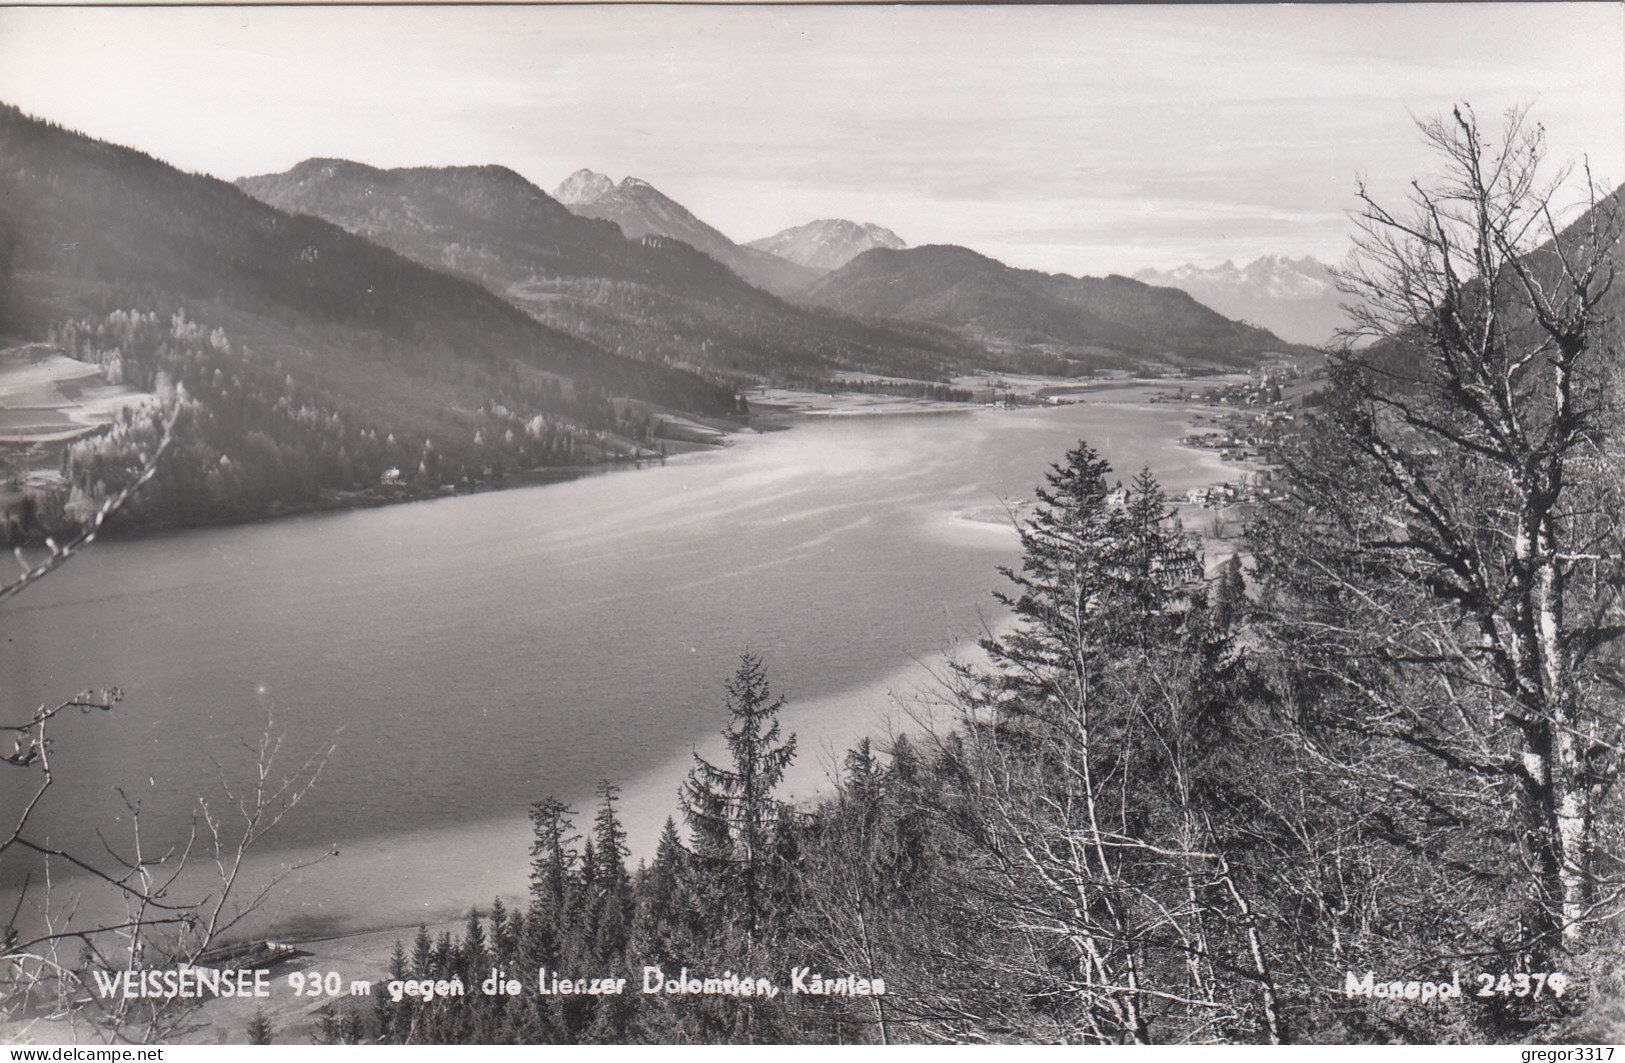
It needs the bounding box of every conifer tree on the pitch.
[312,1004,343,1045]
[489,895,517,968]
[983,441,1119,720]
[1209,554,1246,634]
[984,448,1201,721]
[681,652,797,935]
[374,938,410,1042]
[626,818,706,1043]
[587,781,633,965]
[411,923,434,977]
[524,797,580,968]
[460,906,487,984]
[1108,467,1202,645]
[431,931,454,977]
[843,737,883,814]
[592,780,631,886]
[630,817,697,966]
[388,937,409,981]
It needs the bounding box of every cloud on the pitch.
[1,3,1618,275]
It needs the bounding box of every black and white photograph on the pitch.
[1,0,1623,1048]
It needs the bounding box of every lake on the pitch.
[1,390,1232,938]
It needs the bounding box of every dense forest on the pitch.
[5,306,678,538]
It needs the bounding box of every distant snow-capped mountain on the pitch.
[747,219,906,273]
[1132,255,1348,346]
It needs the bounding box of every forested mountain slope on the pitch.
[239,161,974,383]
[806,244,1305,371]
[0,104,734,532]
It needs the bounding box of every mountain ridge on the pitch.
[0,102,735,532]
[806,244,1301,371]
[240,159,976,383]
[747,219,906,273]
[552,169,818,297]
[1133,255,1347,346]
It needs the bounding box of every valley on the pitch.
[1,3,1620,1045]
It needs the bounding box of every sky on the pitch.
[1,3,1620,276]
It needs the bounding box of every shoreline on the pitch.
[8,387,970,548]
[13,439,730,548]
[19,375,1246,548]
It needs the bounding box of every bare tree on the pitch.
[924,647,1286,1045]
[807,453,1288,1044]
[2,411,335,1043]
[1267,103,1622,959]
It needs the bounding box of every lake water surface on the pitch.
[2,392,1230,937]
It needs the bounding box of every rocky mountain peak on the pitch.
[554,168,615,206]
[746,218,909,273]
